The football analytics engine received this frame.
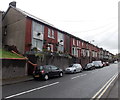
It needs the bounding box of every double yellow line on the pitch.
[90,73,118,100]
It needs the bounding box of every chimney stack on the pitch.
[9,1,16,7]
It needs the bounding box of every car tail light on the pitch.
[33,71,35,74]
[41,70,45,74]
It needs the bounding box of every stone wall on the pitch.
[2,59,27,79]
[37,55,72,70]
[27,54,73,75]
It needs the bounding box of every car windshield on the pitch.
[36,66,43,71]
[87,63,91,66]
[93,61,101,64]
[69,65,73,67]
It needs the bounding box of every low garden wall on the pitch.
[2,59,27,79]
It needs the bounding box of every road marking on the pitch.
[90,73,118,100]
[80,74,87,76]
[91,73,117,99]
[97,73,118,99]
[71,75,80,80]
[4,82,59,99]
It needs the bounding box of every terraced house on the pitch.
[2,2,114,73]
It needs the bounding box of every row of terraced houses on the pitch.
[2,2,114,72]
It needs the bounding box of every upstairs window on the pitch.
[48,28,51,38]
[73,39,75,45]
[79,41,80,46]
[58,32,64,45]
[32,21,44,40]
[52,30,54,38]
[77,40,79,46]
[82,42,84,47]
[48,28,54,39]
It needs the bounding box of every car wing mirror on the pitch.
[57,68,59,70]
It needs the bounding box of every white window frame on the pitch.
[48,28,55,39]
[72,47,75,55]
[48,28,51,38]
[73,39,75,45]
[52,30,54,38]
[72,47,78,57]
[79,41,81,46]
[95,52,97,57]
[32,21,44,51]
[47,44,53,52]
[32,38,43,51]
[82,49,86,57]
[77,40,79,46]
[82,42,84,47]
[86,50,90,57]
[58,31,64,45]
[76,48,78,57]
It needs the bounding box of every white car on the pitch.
[65,64,83,73]
[114,61,118,64]
[92,61,103,68]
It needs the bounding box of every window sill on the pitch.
[48,36,55,39]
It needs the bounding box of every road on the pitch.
[2,63,118,99]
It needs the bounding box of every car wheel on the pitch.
[44,74,49,80]
[59,72,63,77]
[80,69,82,72]
[73,70,76,73]
[33,77,38,80]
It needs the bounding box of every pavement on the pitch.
[2,75,33,86]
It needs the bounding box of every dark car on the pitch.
[102,62,109,67]
[33,65,63,80]
[102,62,106,67]
[106,62,110,66]
[84,63,95,70]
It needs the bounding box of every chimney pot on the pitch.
[9,1,16,7]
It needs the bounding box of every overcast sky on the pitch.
[1,0,119,54]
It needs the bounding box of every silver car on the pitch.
[65,64,83,73]
[92,61,103,68]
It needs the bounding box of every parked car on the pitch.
[92,61,103,68]
[114,61,118,64]
[102,62,106,67]
[33,65,63,80]
[84,63,95,70]
[65,64,83,73]
[106,62,110,66]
